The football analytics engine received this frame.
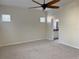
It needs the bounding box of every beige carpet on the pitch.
[0,39,79,59]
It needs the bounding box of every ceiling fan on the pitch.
[29,0,60,10]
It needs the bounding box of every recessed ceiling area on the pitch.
[0,0,74,8]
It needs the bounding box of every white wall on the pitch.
[59,0,79,49]
[0,5,46,47]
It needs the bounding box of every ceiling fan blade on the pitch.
[47,6,60,9]
[32,0,42,5]
[47,0,60,6]
[28,6,41,9]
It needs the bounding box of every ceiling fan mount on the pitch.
[29,0,60,10]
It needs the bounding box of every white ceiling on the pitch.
[0,0,74,8]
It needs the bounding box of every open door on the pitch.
[53,19,59,40]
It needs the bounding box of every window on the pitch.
[40,16,53,23]
[47,16,52,23]
[53,19,59,31]
[40,17,45,23]
[2,14,11,22]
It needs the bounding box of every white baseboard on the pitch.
[0,38,46,47]
[58,42,79,49]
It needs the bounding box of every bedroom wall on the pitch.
[58,0,79,49]
[0,5,46,47]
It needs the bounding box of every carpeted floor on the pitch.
[0,39,79,59]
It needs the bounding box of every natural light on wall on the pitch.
[2,14,11,22]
